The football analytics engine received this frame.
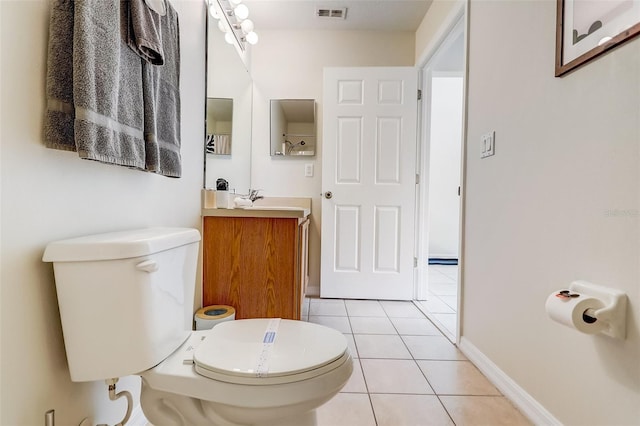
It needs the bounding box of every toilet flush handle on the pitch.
[136,260,159,273]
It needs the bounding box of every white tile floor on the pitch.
[303,297,531,426]
[417,264,460,340]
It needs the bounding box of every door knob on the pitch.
[323,191,333,199]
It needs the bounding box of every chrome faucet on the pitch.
[248,189,263,202]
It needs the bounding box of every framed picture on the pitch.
[555,0,640,76]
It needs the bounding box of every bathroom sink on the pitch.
[201,191,311,219]
[240,204,311,218]
[288,151,314,156]
[243,205,303,211]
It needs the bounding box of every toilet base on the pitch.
[140,379,319,426]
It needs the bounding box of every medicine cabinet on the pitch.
[270,99,316,157]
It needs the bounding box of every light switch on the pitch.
[481,131,495,158]
[304,163,314,177]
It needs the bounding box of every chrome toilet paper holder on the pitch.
[568,280,627,340]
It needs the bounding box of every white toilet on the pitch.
[43,228,352,426]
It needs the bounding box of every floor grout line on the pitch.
[308,296,530,425]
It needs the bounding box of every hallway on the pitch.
[417,264,459,340]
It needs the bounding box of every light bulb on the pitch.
[240,19,254,34]
[234,4,249,20]
[246,31,258,45]
[229,0,242,5]
[225,32,235,44]
[208,4,220,19]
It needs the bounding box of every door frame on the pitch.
[414,1,469,344]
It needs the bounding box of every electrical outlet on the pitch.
[481,131,495,158]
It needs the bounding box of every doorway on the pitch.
[317,10,468,344]
[415,16,466,342]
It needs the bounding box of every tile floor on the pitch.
[417,265,459,340]
[303,298,531,426]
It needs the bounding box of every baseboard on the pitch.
[458,337,561,426]
[128,404,148,426]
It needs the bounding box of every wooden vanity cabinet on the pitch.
[203,216,309,320]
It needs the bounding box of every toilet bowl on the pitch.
[141,319,353,426]
[42,228,352,426]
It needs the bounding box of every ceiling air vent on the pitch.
[316,7,347,20]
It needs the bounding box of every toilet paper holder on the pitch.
[567,280,627,339]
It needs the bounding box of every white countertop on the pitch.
[202,192,311,219]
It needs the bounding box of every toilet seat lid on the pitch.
[194,319,348,382]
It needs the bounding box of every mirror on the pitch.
[204,12,252,192]
[270,99,316,156]
[206,98,232,155]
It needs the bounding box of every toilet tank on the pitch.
[43,227,201,382]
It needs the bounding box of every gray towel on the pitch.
[73,0,146,169]
[127,0,165,65]
[44,0,75,151]
[142,2,181,178]
[44,0,146,170]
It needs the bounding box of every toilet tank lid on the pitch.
[42,227,201,262]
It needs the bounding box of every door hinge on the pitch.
[414,257,418,268]
[417,89,422,101]
[415,174,420,184]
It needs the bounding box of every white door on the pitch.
[321,67,418,300]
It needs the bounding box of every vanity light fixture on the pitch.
[208,3,220,19]
[233,4,249,20]
[208,0,259,51]
[240,19,254,34]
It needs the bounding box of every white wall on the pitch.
[428,76,463,259]
[464,1,639,424]
[415,0,463,65]
[0,1,206,424]
[250,30,415,292]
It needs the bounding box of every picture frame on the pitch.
[555,0,640,77]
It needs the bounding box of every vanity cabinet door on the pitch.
[203,216,303,320]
